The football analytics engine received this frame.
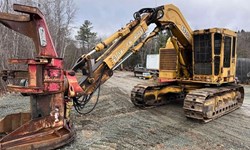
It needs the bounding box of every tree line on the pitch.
[0,0,77,90]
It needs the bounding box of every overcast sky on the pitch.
[73,0,250,37]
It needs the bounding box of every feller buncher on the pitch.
[0,3,244,149]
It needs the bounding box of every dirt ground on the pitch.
[0,71,250,150]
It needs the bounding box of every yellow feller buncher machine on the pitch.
[0,3,244,149]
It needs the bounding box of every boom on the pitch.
[72,4,193,106]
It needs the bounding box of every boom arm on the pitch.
[70,4,193,113]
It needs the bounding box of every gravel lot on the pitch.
[0,71,250,150]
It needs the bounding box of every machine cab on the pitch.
[193,28,237,84]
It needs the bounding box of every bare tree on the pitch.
[38,0,76,58]
[0,0,76,91]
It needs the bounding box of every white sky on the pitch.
[73,0,250,38]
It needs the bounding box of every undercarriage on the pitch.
[131,82,244,122]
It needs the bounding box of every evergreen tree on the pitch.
[76,20,97,51]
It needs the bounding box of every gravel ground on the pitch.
[0,71,250,150]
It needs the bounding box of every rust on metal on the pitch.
[0,4,57,57]
[0,3,75,149]
[65,71,84,97]
[0,70,28,81]
[0,12,29,22]
[8,58,48,65]
[7,84,43,94]
[0,113,31,134]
